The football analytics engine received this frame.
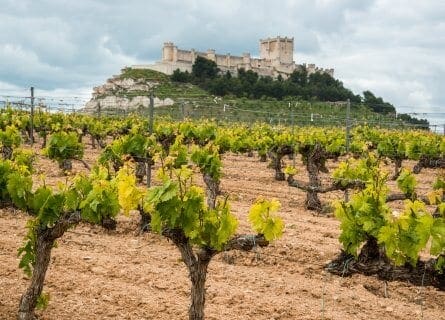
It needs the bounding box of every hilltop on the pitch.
[83,65,428,129]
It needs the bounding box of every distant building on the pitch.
[132,36,334,79]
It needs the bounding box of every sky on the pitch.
[0,0,444,126]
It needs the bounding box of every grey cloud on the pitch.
[0,0,443,121]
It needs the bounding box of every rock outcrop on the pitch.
[83,73,174,114]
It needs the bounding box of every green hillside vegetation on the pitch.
[117,67,208,100]
[119,67,169,82]
[173,56,361,103]
[109,62,428,129]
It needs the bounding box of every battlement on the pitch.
[139,36,334,79]
[259,36,294,43]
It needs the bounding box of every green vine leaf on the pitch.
[248,197,284,241]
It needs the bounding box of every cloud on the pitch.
[296,0,445,120]
[0,0,443,122]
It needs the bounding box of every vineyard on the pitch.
[1,106,445,320]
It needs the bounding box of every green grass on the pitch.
[104,67,418,129]
[119,68,169,82]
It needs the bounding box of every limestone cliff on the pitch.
[83,69,174,114]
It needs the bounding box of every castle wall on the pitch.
[177,49,192,62]
[206,49,216,61]
[215,54,227,66]
[230,56,244,66]
[135,62,193,75]
[193,51,206,61]
[140,36,334,79]
[304,64,335,78]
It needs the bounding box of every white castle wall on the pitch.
[136,36,334,79]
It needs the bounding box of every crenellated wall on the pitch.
[138,36,334,79]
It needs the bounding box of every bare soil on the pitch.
[1,145,445,319]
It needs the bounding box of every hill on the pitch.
[83,65,428,129]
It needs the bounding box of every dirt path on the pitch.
[1,152,444,319]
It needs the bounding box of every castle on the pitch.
[132,36,334,79]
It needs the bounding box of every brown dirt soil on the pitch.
[1,145,445,319]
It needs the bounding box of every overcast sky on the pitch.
[0,0,444,124]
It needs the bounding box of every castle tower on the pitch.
[242,52,251,64]
[206,49,216,62]
[259,36,294,65]
[162,42,177,62]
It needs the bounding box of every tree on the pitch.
[207,77,230,96]
[224,71,232,79]
[171,69,191,82]
[238,68,259,85]
[289,67,308,86]
[192,56,219,81]
[362,90,396,114]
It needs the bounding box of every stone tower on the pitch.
[259,36,294,66]
[162,42,177,62]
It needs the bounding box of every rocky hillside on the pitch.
[82,68,426,129]
[83,68,177,114]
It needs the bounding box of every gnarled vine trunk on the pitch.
[18,212,81,320]
[18,232,53,320]
[189,252,213,320]
[138,157,154,233]
[1,146,13,160]
[413,156,445,174]
[101,216,117,230]
[97,137,106,149]
[26,125,35,144]
[90,135,96,149]
[327,237,445,289]
[302,144,327,212]
[158,134,176,153]
[163,228,269,320]
[59,159,72,172]
[306,158,322,211]
[268,145,293,181]
[41,133,47,148]
[112,162,122,173]
[138,204,151,233]
[203,173,219,210]
[162,229,216,320]
[135,161,146,183]
[391,157,403,180]
[259,153,267,162]
[357,236,383,264]
[90,136,105,149]
[286,143,337,212]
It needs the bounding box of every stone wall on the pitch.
[177,49,192,62]
[305,64,334,77]
[136,36,334,79]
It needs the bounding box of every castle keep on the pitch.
[133,36,334,78]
